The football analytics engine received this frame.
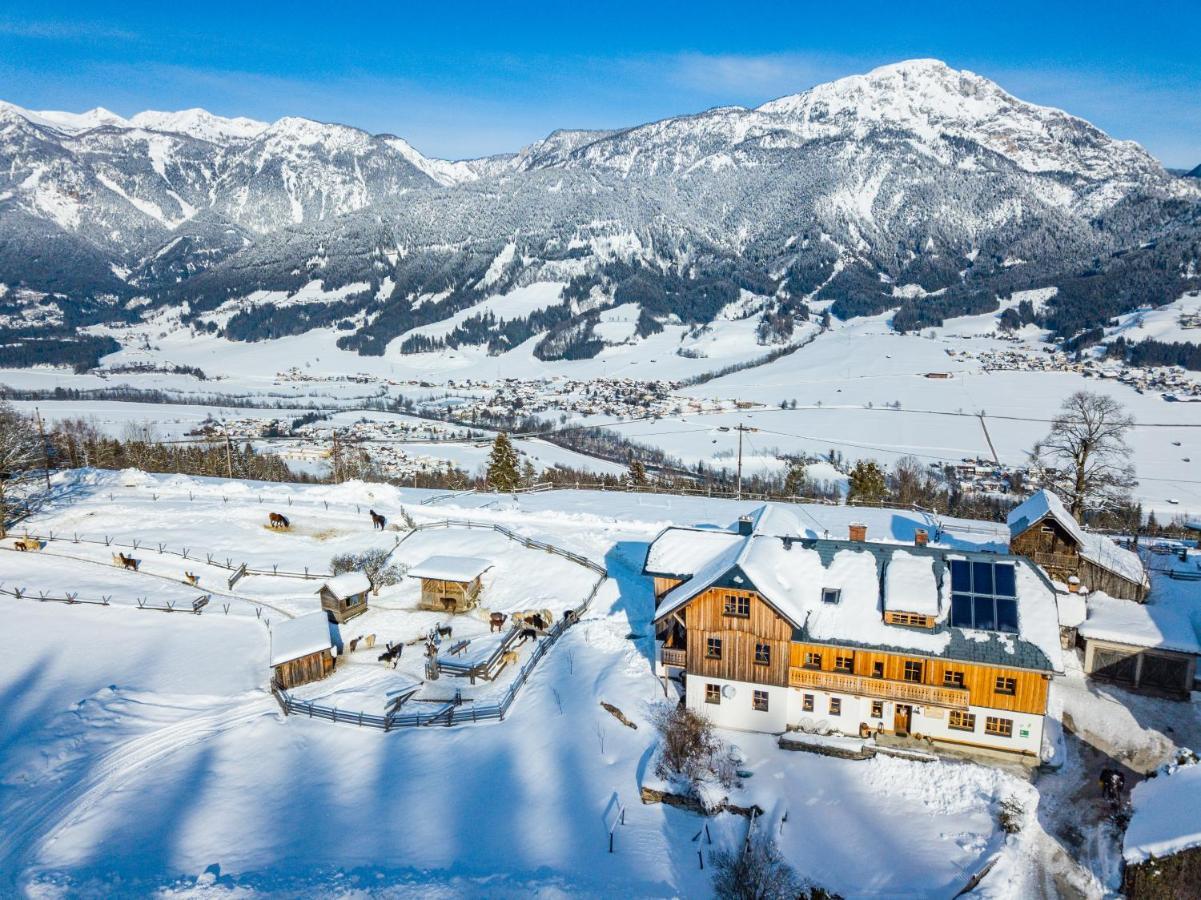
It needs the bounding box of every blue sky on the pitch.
[2,1,1198,166]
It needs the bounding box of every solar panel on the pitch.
[949,560,1019,634]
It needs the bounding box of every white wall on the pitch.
[686,674,790,734]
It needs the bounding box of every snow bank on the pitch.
[1124,757,1201,863]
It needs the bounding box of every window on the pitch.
[995,676,1017,696]
[705,684,721,705]
[723,594,750,617]
[949,559,1019,634]
[752,690,769,712]
[706,637,722,660]
[754,643,771,666]
[903,660,924,683]
[834,652,854,673]
[890,612,930,627]
[943,669,965,687]
[872,661,885,679]
[804,651,823,669]
[821,588,841,605]
[949,710,976,732]
[985,716,1013,738]
[829,697,842,715]
[871,700,884,718]
[802,693,814,712]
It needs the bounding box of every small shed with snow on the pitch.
[1078,594,1200,698]
[1122,756,1201,897]
[271,611,336,689]
[408,555,492,613]
[318,572,371,624]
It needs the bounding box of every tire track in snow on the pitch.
[0,693,276,892]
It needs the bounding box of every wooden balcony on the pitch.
[661,647,687,668]
[789,667,969,709]
[1024,551,1079,573]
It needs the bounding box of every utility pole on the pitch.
[223,424,233,479]
[331,431,341,484]
[34,407,50,491]
[734,424,758,501]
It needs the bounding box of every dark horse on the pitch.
[268,512,290,529]
[369,509,386,530]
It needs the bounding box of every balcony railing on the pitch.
[789,667,969,708]
[661,647,687,668]
[1024,551,1079,573]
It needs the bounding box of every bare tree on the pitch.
[711,829,803,900]
[1028,391,1135,519]
[0,402,44,537]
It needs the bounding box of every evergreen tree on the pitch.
[628,458,648,486]
[783,460,807,497]
[520,459,537,486]
[847,460,887,504]
[486,432,520,491]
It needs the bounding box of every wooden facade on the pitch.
[788,641,1049,715]
[682,587,792,688]
[273,648,335,689]
[653,576,686,599]
[419,576,482,613]
[1010,515,1147,601]
[319,585,368,624]
[883,610,936,629]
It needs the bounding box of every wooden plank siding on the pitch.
[789,642,1049,715]
[1010,515,1146,601]
[273,649,335,689]
[653,576,686,599]
[683,587,791,687]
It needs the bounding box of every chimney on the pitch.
[849,522,867,542]
[914,528,929,547]
[737,515,754,536]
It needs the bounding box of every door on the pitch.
[894,704,912,736]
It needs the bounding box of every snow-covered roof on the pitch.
[1078,592,1201,655]
[652,528,1063,671]
[320,572,372,600]
[1055,591,1088,629]
[407,555,492,582]
[883,551,939,615]
[271,611,333,666]
[643,527,745,576]
[1124,761,1201,864]
[1008,489,1147,587]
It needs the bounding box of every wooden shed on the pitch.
[408,555,492,613]
[318,572,371,624]
[1078,594,1199,698]
[271,611,336,689]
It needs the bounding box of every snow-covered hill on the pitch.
[1,59,1198,364]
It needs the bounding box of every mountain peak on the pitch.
[129,108,268,142]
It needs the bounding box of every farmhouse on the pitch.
[408,555,492,613]
[647,505,1062,757]
[271,611,336,689]
[1122,756,1201,898]
[1007,489,1149,601]
[1077,592,1200,697]
[318,572,371,623]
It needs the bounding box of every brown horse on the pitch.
[268,512,290,529]
[369,509,386,530]
[112,551,139,571]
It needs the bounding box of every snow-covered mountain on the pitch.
[1,59,1198,365]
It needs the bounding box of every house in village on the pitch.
[645,505,1062,757]
[408,555,492,613]
[271,611,336,689]
[318,572,371,624]
[1007,489,1149,601]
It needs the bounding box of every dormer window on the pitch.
[822,588,841,605]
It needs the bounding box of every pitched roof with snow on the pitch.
[651,524,1063,671]
[1078,592,1201,655]
[271,611,334,666]
[407,555,493,582]
[1008,489,1147,588]
[1124,761,1201,864]
[320,572,372,600]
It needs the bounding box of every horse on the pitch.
[369,509,386,530]
[378,642,403,666]
[14,538,40,552]
[489,612,508,633]
[112,552,139,571]
[268,512,290,529]
[183,571,200,586]
[435,622,453,639]
[518,627,538,643]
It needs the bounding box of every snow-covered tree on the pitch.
[783,460,807,496]
[1028,391,1136,519]
[710,829,803,900]
[486,432,520,491]
[0,402,44,537]
[847,460,887,504]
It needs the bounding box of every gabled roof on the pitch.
[271,611,334,666]
[319,572,372,600]
[407,555,492,582]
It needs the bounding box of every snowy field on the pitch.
[0,469,1196,896]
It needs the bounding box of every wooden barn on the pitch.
[1077,593,1200,698]
[271,611,336,689]
[408,556,492,613]
[318,572,371,624]
[1008,489,1149,601]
